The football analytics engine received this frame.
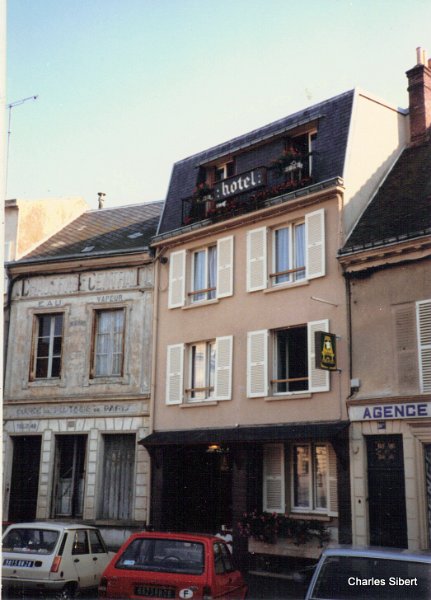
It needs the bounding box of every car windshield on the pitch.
[116,538,205,575]
[3,528,59,555]
[310,555,431,599]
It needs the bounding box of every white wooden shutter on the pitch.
[216,236,234,299]
[417,300,431,393]
[263,444,285,513]
[247,330,268,398]
[165,343,184,404]
[308,320,330,392]
[168,250,186,308]
[246,227,267,292]
[327,444,338,516]
[305,209,325,280]
[214,335,233,400]
[394,304,419,393]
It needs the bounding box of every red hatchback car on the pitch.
[98,531,247,600]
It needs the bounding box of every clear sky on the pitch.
[6,0,431,210]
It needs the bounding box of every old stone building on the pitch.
[3,201,162,547]
[339,49,431,550]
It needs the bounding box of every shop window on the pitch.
[30,313,64,380]
[98,434,135,520]
[263,443,337,516]
[91,308,125,377]
[53,435,86,518]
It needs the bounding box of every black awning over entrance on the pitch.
[139,420,349,447]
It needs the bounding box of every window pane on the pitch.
[39,316,52,337]
[208,341,216,397]
[53,315,63,336]
[37,338,50,357]
[294,445,310,508]
[36,358,48,378]
[51,357,61,378]
[294,223,305,281]
[314,445,328,509]
[192,250,206,302]
[191,343,206,399]
[208,246,217,300]
[53,337,62,356]
[275,228,290,284]
[275,327,308,393]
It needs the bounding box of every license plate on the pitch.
[135,585,176,598]
[3,558,35,568]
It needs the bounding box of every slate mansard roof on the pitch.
[19,201,164,264]
[157,90,355,236]
[341,140,431,254]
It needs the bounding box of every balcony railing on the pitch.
[182,162,312,227]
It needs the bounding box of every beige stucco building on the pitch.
[142,84,408,566]
[3,202,162,547]
[339,51,431,551]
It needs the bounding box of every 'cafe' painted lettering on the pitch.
[349,402,431,422]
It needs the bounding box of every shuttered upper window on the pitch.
[247,320,330,398]
[262,442,338,516]
[417,299,431,393]
[246,208,325,292]
[168,236,234,308]
[166,336,233,404]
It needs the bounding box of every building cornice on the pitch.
[338,234,431,274]
[152,178,344,249]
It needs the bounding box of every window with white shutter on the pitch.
[214,336,233,400]
[417,299,431,393]
[305,209,325,279]
[308,319,330,392]
[263,444,285,513]
[216,236,234,298]
[246,227,267,292]
[166,344,184,404]
[291,443,333,514]
[168,250,186,308]
[247,330,268,397]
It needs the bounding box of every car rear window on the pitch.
[3,528,59,555]
[310,555,431,599]
[116,538,205,575]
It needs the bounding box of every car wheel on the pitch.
[54,583,77,599]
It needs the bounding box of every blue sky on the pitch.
[6,0,431,209]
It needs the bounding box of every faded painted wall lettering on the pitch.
[96,294,123,303]
[81,269,137,292]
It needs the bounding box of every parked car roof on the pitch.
[319,545,431,562]
[4,521,101,531]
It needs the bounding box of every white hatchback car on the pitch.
[2,522,114,598]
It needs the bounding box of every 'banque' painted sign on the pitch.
[213,167,266,201]
[349,401,431,421]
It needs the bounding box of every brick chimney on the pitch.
[406,47,431,145]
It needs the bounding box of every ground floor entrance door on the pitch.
[366,434,407,548]
[9,435,42,521]
[162,446,232,534]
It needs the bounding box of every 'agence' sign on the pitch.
[213,167,266,201]
[349,402,431,421]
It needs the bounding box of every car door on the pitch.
[212,541,245,599]
[88,528,112,584]
[71,530,96,590]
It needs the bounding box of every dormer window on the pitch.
[214,161,234,183]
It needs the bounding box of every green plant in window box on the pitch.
[238,511,330,547]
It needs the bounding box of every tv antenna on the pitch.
[6,94,39,194]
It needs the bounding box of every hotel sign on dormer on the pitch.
[213,167,266,201]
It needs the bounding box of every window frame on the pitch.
[90,307,126,378]
[270,221,306,286]
[187,339,216,401]
[271,324,309,395]
[190,245,217,303]
[30,312,64,381]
